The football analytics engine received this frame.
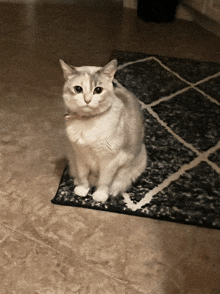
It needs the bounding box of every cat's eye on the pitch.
[74,86,83,93]
[94,87,103,94]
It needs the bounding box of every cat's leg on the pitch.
[68,152,80,186]
[109,169,132,197]
[92,166,116,202]
[92,152,129,202]
[74,170,90,197]
[110,144,147,196]
[68,145,90,197]
[73,163,90,197]
[68,145,79,183]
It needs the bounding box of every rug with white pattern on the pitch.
[52,51,220,230]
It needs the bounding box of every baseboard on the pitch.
[177,4,220,38]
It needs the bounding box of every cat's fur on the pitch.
[60,59,147,202]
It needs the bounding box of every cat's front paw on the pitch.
[92,190,109,202]
[74,185,90,197]
[73,178,80,186]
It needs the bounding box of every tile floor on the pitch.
[0,2,220,293]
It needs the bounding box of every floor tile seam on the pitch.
[11,227,98,274]
[0,230,12,245]
[13,228,84,267]
[85,263,130,287]
[0,222,30,245]
[10,226,130,285]
[11,227,63,255]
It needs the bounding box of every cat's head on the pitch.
[60,59,117,117]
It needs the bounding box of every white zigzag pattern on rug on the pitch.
[120,57,220,211]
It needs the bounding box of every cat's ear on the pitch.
[60,60,75,80]
[100,59,117,80]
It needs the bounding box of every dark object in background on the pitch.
[137,0,180,23]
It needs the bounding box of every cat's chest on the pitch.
[66,113,122,146]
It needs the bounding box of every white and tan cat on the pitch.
[60,59,147,202]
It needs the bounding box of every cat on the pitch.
[60,59,147,202]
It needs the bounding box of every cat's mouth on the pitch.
[79,106,94,115]
[83,105,93,111]
[78,104,99,116]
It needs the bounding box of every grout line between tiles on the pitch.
[1,209,151,289]
[7,226,131,287]
[0,230,12,244]
[86,263,129,286]
[11,227,62,254]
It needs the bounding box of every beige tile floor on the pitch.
[1,2,220,293]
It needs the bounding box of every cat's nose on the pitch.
[84,95,92,104]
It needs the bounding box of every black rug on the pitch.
[52,51,220,230]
